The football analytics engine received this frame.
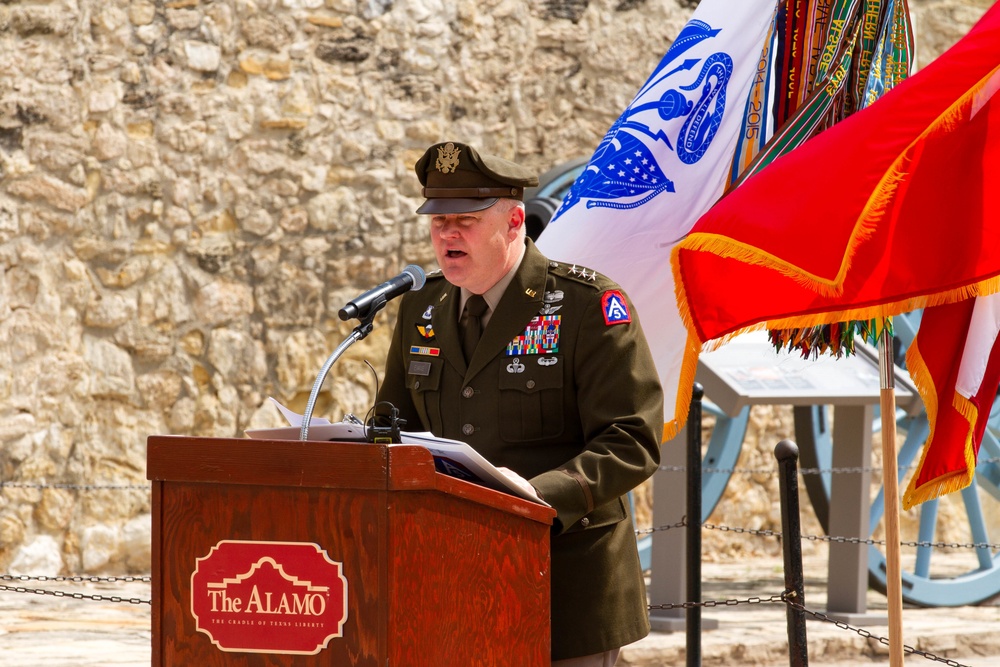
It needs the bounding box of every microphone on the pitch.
[338,265,426,321]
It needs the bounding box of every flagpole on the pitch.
[878,324,905,666]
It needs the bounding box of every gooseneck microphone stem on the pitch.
[302,264,425,440]
[300,318,375,441]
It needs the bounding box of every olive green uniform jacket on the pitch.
[376,240,664,660]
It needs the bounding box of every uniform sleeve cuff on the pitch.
[529,470,590,535]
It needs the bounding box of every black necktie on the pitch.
[461,295,489,363]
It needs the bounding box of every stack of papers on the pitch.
[244,399,548,506]
[244,398,368,442]
[399,432,547,504]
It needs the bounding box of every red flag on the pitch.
[672,4,1000,507]
[905,296,1000,506]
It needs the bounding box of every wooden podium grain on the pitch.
[147,436,556,666]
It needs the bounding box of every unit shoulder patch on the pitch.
[601,290,632,326]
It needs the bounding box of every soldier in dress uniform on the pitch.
[376,141,664,667]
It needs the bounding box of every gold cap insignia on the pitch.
[435,142,461,174]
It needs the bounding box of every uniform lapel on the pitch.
[430,284,467,375]
[465,240,547,381]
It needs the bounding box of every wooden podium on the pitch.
[147,436,556,666]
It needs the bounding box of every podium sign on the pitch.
[190,540,348,655]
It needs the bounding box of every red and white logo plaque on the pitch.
[190,540,348,655]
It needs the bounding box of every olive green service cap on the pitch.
[414,141,539,214]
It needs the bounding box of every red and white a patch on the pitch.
[601,290,631,326]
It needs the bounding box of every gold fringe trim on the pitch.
[902,336,943,509]
[903,469,974,509]
[666,245,710,442]
[678,232,847,295]
[662,329,703,443]
[900,343,981,509]
[951,390,981,492]
[904,338,939,453]
[700,323,768,353]
[758,275,1000,336]
[954,391,980,427]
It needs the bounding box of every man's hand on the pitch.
[497,466,543,502]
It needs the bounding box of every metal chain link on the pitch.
[704,522,781,538]
[0,575,975,664]
[661,464,899,476]
[0,583,150,605]
[660,455,1000,478]
[635,519,687,536]
[1,574,150,584]
[784,598,971,667]
[650,591,971,667]
[0,574,152,605]
[0,482,151,491]
[804,533,1000,550]
[648,593,787,611]
[636,520,1000,551]
[11,457,1000,489]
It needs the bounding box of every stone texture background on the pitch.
[0,0,992,575]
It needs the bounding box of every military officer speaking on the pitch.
[376,141,665,666]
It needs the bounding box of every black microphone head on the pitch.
[402,264,426,291]
[337,265,427,322]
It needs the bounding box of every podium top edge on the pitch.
[145,437,556,524]
[146,436,392,489]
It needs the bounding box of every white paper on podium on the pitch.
[268,397,330,427]
[399,432,548,506]
[244,397,369,442]
[244,422,370,442]
[244,399,548,505]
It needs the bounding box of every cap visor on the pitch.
[416,197,499,215]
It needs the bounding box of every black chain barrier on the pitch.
[0,574,152,605]
[650,590,971,667]
[637,517,1000,551]
[0,574,153,605]
[0,464,994,665]
[0,585,150,605]
[0,482,153,604]
[783,598,972,667]
[0,482,151,490]
[7,454,999,493]
[1,574,150,583]
[0,477,151,608]
[660,454,1000,477]
[648,593,788,611]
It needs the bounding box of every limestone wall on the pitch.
[0,0,991,574]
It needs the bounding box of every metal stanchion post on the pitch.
[687,383,704,667]
[775,439,808,667]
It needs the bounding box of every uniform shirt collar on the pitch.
[458,241,526,325]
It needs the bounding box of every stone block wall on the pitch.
[0,0,991,574]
